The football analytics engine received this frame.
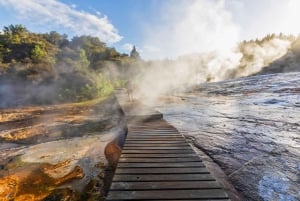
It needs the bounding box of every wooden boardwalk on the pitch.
[107,92,230,200]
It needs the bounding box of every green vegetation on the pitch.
[0,24,139,106]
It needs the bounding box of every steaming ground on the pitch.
[135,35,294,104]
[156,72,300,201]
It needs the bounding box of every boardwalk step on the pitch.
[125,140,186,143]
[124,143,189,147]
[117,162,206,168]
[106,189,229,200]
[107,95,230,200]
[118,157,201,163]
[121,149,195,154]
[110,180,221,190]
[115,167,209,174]
[120,153,198,158]
[112,173,215,182]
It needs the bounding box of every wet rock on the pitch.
[158,72,300,201]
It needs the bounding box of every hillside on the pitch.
[0,25,137,107]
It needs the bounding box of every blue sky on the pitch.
[1,0,300,59]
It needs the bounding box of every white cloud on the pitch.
[0,0,122,43]
[121,43,134,52]
[142,0,240,59]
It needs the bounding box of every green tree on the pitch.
[130,46,141,59]
[31,44,46,62]
[79,48,90,68]
[43,31,68,47]
[3,24,28,44]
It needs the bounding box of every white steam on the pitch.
[142,0,240,60]
[235,37,292,77]
[135,0,294,104]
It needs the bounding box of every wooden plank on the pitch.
[125,136,186,143]
[106,189,228,200]
[129,132,181,134]
[127,134,183,137]
[115,167,209,174]
[110,180,221,190]
[130,128,176,130]
[127,134,182,138]
[143,200,231,201]
[130,129,178,131]
[112,173,215,182]
[121,149,195,154]
[125,140,186,144]
[119,157,201,163]
[126,138,185,141]
[127,136,182,139]
[117,162,205,168]
[130,129,177,132]
[131,127,175,130]
[123,145,190,148]
[126,137,185,140]
[130,131,178,133]
[122,146,191,150]
[124,143,189,147]
[121,153,198,158]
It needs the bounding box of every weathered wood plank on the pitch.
[117,162,205,168]
[112,173,215,182]
[126,137,185,140]
[124,143,189,147]
[142,200,231,201]
[121,149,195,154]
[130,124,173,127]
[130,131,179,134]
[130,129,178,132]
[118,180,219,189]
[122,146,191,150]
[115,167,209,174]
[125,140,186,143]
[131,127,175,130]
[118,157,201,163]
[121,153,198,158]
[131,128,177,130]
[127,136,182,139]
[127,135,182,138]
[110,180,221,190]
[129,134,181,137]
[106,189,228,200]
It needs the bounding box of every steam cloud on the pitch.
[135,0,294,104]
[143,0,239,59]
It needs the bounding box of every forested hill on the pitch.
[0,25,139,107]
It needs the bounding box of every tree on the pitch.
[31,44,46,62]
[3,24,28,35]
[78,48,90,68]
[3,24,28,44]
[44,31,68,47]
[130,46,140,59]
